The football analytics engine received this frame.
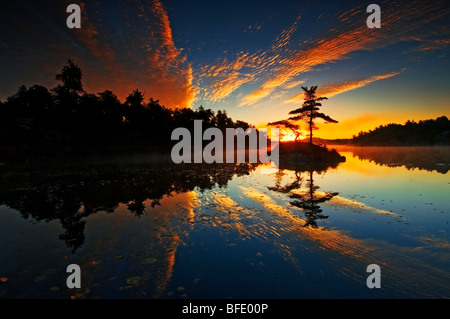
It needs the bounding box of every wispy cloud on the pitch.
[287,71,402,103]
[76,0,198,108]
[237,0,450,106]
[199,52,262,102]
[151,0,180,62]
[272,15,301,51]
[320,71,402,98]
[283,80,305,90]
[2,0,449,111]
[414,38,450,53]
[73,2,116,62]
[102,0,196,108]
[200,15,302,104]
[240,27,378,106]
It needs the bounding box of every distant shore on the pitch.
[313,116,450,146]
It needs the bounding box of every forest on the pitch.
[351,116,450,146]
[0,60,253,162]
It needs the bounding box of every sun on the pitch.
[278,127,309,142]
[279,129,297,142]
[257,125,309,142]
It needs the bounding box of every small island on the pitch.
[267,85,345,170]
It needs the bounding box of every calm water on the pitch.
[0,147,449,299]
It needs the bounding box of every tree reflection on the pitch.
[289,170,338,228]
[335,146,450,174]
[0,161,256,252]
[268,169,302,194]
[269,167,338,228]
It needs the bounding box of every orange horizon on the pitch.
[258,112,448,140]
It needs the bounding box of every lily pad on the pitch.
[119,285,134,290]
[34,275,47,282]
[49,286,60,292]
[176,286,185,292]
[141,257,157,265]
[42,268,57,276]
[113,255,124,260]
[83,251,95,258]
[126,276,142,285]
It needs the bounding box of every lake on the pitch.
[0,146,449,299]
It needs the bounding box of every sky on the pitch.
[0,0,449,139]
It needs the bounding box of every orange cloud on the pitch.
[415,38,450,53]
[239,86,272,106]
[272,15,301,51]
[74,2,116,63]
[283,80,305,90]
[151,0,180,63]
[67,1,134,98]
[321,71,402,98]
[240,0,450,107]
[64,0,196,108]
[318,71,402,98]
[287,71,402,103]
[241,27,380,106]
[201,52,260,101]
[200,15,302,104]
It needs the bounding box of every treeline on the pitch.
[351,116,450,146]
[0,60,253,157]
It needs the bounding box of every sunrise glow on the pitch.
[1,0,449,138]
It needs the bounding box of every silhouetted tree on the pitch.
[2,85,53,125]
[52,59,83,106]
[124,89,148,135]
[55,59,83,94]
[215,110,234,131]
[125,89,144,109]
[234,120,252,131]
[5,85,29,120]
[51,60,85,134]
[98,90,124,131]
[289,86,337,144]
[0,59,257,157]
[268,119,302,142]
[196,105,215,124]
[29,85,54,121]
[352,116,450,146]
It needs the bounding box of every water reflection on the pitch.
[1,149,448,298]
[0,162,256,252]
[0,155,346,257]
[290,171,338,228]
[269,169,339,228]
[331,146,450,174]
